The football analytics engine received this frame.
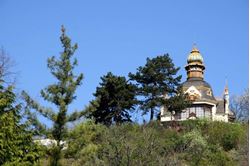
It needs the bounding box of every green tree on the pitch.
[65,121,106,166]
[205,121,245,151]
[181,130,208,165]
[162,87,191,120]
[88,72,138,126]
[129,54,188,121]
[22,26,84,166]
[0,84,41,165]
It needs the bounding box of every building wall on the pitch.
[160,101,229,122]
[213,114,229,122]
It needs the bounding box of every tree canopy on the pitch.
[129,54,189,121]
[88,72,138,126]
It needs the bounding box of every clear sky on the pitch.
[0,0,248,122]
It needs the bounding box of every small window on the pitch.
[207,89,212,96]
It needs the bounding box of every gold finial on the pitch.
[191,43,199,53]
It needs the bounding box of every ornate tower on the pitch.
[160,45,235,123]
[185,46,205,80]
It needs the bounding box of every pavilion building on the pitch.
[160,46,235,122]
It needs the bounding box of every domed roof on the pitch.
[187,47,204,63]
[181,77,216,102]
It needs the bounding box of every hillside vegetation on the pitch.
[53,120,248,166]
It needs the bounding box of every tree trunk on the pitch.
[150,108,154,121]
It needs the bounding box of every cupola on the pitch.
[185,45,205,80]
[187,47,204,63]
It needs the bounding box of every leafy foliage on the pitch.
[65,121,105,165]
[205,121,245,151]
[180,130,208,165]
[64,120,248,166]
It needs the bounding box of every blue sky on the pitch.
[0,0,248,122]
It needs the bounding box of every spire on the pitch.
[224,77,229,115]
[224,78,229,95]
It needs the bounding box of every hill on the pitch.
[41,119,248,166]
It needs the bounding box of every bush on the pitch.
[206,121,245,151]
[65,121,106,166]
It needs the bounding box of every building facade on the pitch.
[160,46,235,122]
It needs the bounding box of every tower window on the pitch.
[207,89,212,96]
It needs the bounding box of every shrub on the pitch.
[206,121,245,151]
[65,121,106,165]
[64,120,248,166]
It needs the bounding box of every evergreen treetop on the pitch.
[88,72,138,126]
[22,26,85,166]
[129,54,188,121]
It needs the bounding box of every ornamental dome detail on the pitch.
[187,47,203,63]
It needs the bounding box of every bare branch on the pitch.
[230,88,249,122]
[0,47,17,85]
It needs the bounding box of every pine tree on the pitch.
[0,84,41,165]
[22,26,85,165]
[129,54,189,121]
[88,72,137,126]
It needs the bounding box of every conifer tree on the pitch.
[22,26,85,165]
[129,54,189,121]
[88,72,137,126]
[0,84,41,165]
